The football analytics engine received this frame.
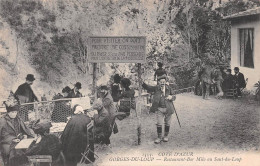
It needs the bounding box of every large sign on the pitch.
[87,36,146,63]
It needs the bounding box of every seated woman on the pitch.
[0,92,33,166]
[61,105,94,166]
[119,78,135,116]
[92,99,111,145]
[25,119,62,166]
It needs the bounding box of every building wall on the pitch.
[230,16,260,90]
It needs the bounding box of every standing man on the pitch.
[14,74,38,104]
[142,75,176,144]
[68,82,83,98]
[234,67,246,97]
[100,85,118,134]
[154,62,167,81]
[200,66,213,100]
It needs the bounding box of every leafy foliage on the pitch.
[1,0,259,91]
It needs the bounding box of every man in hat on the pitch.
[100,85,116,116]
[0,92,33,166]
[100,85,118,134]
[14,74,38,104]
[68,82,83,98]
[92,99,111,145]
[154,62,167,81]
[234,67,246,97]
[142,75,176,144]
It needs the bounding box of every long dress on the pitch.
[60,114,94,166]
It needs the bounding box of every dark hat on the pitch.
[226,69,232,73]
[234,67,239,71]
[6,105,20,112]
[32,119,52,135]
[75,82,82,89]
[62,86,71,93]
[157,74,167,81]
[100,85,109,90]
[4,91,20,112]
[26,74,35,81]
[114,74,121,84]
[158,62,163,67]
[120,78,131,88]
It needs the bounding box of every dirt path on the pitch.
[91,93,260,166]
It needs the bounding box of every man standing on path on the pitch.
[142,75,176,144]
[14,74,38,104]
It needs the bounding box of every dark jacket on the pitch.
[68,89,82,98]
[119,88,135,99]
[102,92,116,117]
[25,134,61,161]
[154,68,167,80]
[111,83,121,102]
[60,114,91,162]
[15,83,38,103]
[222,74,235,91]
[0,115,33,155]
[234,72,246,88]
[94,107,111,139]
[142,83,176,115]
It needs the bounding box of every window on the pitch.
[239,28,254,68]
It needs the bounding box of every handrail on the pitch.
[0,98,74,109]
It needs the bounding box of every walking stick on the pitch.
[175,109,181,128]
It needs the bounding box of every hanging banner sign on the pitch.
[87,36,146,63]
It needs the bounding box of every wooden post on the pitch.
[93,63,97,99]
[137,63,142,145]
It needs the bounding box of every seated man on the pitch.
[92,99,111,145]
[234,67,246,97]
[0,92,33,166]
[25,119,62,166]
[222,69,235,92]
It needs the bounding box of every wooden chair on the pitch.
[224,88,237,99]
[80,120,99,164]
[27,155,52,166]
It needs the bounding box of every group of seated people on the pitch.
[197,66,246,98]
[0,87,126,166]
[222,67,246,97]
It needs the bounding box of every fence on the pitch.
[0,98,74,123]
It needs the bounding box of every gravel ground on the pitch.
[1,93,259,166]
[92,93,260,166]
